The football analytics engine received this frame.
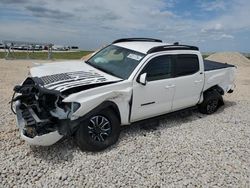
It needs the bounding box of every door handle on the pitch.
[194,80,202,83]
[165,84,175,89]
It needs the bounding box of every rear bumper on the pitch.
[15,101,63,146]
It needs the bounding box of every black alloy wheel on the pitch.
[88,115,112,142]
[75,109,120,151]
[198,90,222,114]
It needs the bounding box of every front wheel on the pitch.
[198,90,223,114]
[74,109,120,151]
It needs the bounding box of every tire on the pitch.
[198,90,222,114]
[75,109,120,151]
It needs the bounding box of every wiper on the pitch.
[85,61,99,69]
[85,60,91,65]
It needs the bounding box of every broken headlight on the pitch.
[71,102,81,113]
[64,102,81,113]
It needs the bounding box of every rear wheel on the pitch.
[198,90,222,114]
[75,109,120,151]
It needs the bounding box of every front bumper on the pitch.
[15,101,63,146]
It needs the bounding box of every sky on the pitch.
[0,0,250,52]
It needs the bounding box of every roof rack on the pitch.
[112,38,162,44]
[147,44,199,54]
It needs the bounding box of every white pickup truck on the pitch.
[12,38,236,151]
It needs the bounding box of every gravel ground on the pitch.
[0,55,250,187]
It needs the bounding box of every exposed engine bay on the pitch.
[12,77,72,138]
[11,73,118,145]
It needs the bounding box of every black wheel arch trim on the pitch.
[58,101,121,136]
[202,85,224,107]
[204,85,224,95]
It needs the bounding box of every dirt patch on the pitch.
[206,52,250,67]
[0,55,250,187]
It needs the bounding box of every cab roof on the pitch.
[114,41,168,54]
[112,38,199,54]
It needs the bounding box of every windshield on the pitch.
[86,45,145,79]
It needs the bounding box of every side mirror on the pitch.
[138,73,147,85]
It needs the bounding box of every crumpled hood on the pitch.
[30,61,122,92]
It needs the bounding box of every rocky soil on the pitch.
[0,54,250,187]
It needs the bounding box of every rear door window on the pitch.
[174,54,199,77]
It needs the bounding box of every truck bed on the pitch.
[203,59,236,93]
[204,59,235,71]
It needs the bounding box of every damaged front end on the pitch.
[11,77,80,146]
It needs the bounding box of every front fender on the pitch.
[64,87,132,125]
